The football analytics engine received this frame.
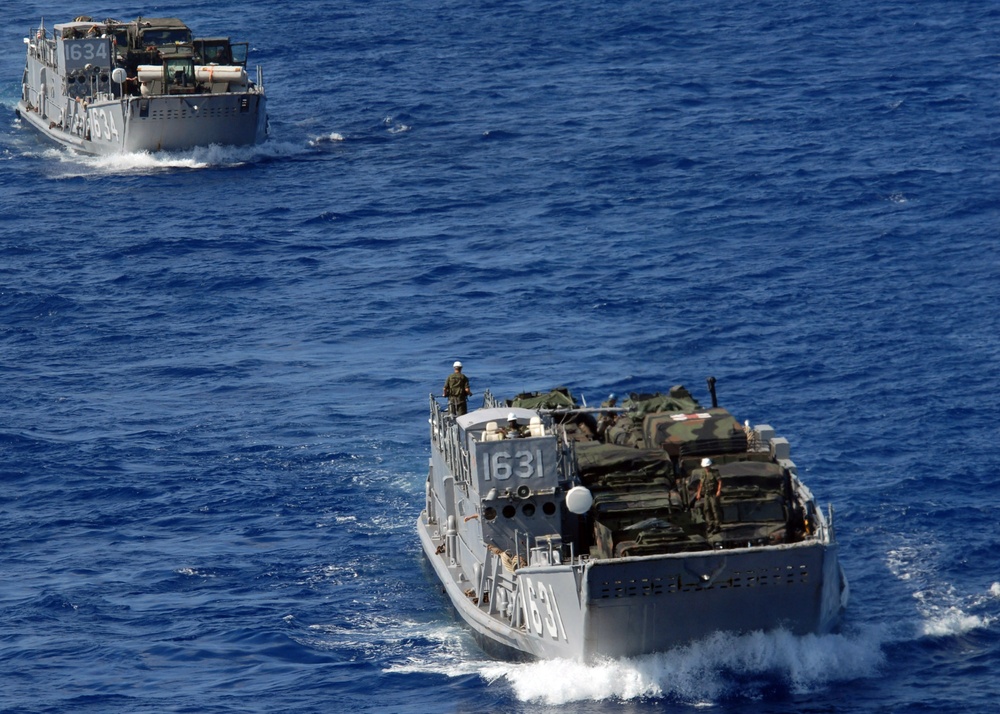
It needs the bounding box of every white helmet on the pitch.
[453,361,462,368]
[701,457,713,467]
[507,412,517,421]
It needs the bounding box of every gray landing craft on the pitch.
[418,379,849,660]
[16,16,267,154]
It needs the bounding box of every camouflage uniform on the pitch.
[502,420,528,438]
[443,371,471,416]
[698,466,723,534]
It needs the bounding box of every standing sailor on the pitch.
[443,361,472,416]
[696,457,723,535]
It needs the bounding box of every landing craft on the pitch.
[16,16,268,155]
[418,379,848,660]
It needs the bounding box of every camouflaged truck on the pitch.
[418,379,848,660]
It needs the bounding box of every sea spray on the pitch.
[478,627,886,704]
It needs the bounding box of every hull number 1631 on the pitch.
[481,448,544,481]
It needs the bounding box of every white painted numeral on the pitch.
[482,448,543,481]
[521,577,566,641]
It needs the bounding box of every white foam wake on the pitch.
[387,624,886,704]
[478,628,885,704]
[28,138,307,176]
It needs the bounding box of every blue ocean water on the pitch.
[2,0,999,711]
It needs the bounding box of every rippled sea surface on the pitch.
[2,1,999,712]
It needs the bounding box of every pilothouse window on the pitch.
[165,58,195,88]
[230,43,248,67]
[195,40,233,65]
[140,29,191,46]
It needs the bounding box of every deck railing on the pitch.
[429,394,471,484]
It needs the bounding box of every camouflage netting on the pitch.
[602,387,705,449]
[717,460,788,495]
[619,387,699,418]
[509,387,577,410]
[648,408,748,456]
[574,441,675,488]
[505,384,803,555]
[576,440,693,557]
[512,387,599,438]
[602,415,643,447]
[683,459,787,506]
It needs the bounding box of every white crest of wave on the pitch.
[918,582,1000,638]
[920,606,992,638]
[889,542,997,639]
[886,544,923,581]
[381,115,410,134]
[886,543,1000,637]
[308,132,344,146]
[379,621,490,676]
[176,567,215,578]
[478,629,885,704]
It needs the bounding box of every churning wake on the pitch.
[387,623,887,705]
[478,627,886,704]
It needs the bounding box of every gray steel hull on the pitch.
[419,510,846,661]
[16,93,266,155]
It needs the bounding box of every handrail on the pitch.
[428,394,471,484]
